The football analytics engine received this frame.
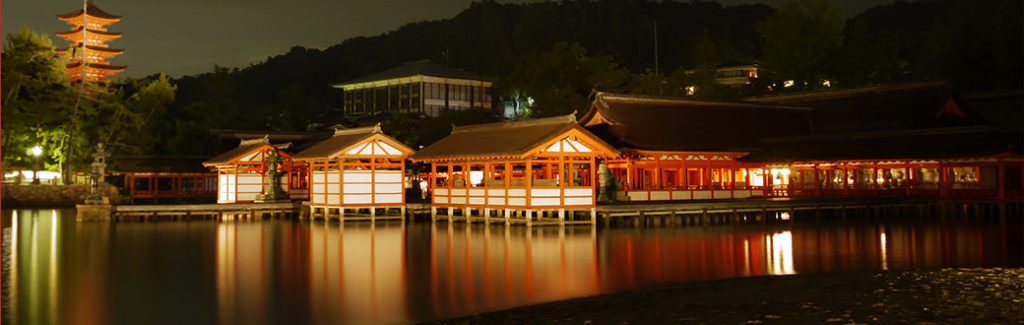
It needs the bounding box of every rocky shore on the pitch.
[425,268,1023,324]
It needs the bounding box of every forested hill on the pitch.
[167,0,1020,145]
[171,1,774,124]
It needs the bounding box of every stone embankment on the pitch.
[1,184,120,207]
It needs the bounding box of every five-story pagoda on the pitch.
[56,2,125,83]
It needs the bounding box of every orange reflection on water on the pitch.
[3,210,1022,325]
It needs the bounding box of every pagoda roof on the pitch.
[66,62,127,71]
[333,60,493,89]
[56,44,124,54]
[56,26,123,37]
[411,114,617,162]
[293,124,414,160]
[58,3,121,20]
[580,92,813,153]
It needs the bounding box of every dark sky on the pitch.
[2,0,903,78]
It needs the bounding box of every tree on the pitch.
[832,19,906,87]
[505,42,629,117]
[756,0,845,91]
[1,27,73,175]
[687,30,723,98]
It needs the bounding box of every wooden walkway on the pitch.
[113,202,299,221]
[107,196,1011,223]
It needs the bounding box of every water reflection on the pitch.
[3,209,1022,324]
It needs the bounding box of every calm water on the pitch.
[2,209,1022,325]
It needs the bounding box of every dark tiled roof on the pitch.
[58,3,121,20]
[745,81,987,133]
[292,125,413,160]
[739,126,1022,163]
[581,92,814,152]
[203,138,287,166]
[110,156,210,173]
[333,60,492,87]
[962,89,1024,129]
[411,115,611,161]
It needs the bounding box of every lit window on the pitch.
[783,80,794,88]
[685,86,696,96]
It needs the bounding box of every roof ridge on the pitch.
[595,92,812,111]
[744,81,949,102]
[239,136,270,146]
[452,114,576,133]
[333,123,381,136]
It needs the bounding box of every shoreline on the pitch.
[422,268,1024,324]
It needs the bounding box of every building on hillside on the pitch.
[56,2,125,82]
[107,156,217,204]
[411,115,619,225]
[333,60,494,118]
[292,124,415,220]
[580,92,813,201]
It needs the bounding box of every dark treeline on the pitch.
[123,0,1024,154]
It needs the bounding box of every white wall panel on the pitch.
[434,188,448,195]
[564,197,593,206]
[434,197,449,204]
[487,189,506,196]
[531,198,560,206]
[508,198,526,206]
[374,171,402,182]
[343,171,372,183]
[564,188,593,197]
[451,189,467,196]
[343,194,371,204]
[375,194,403,204]
[487,198,505,205]
[531,189,560,197]
[374,183,403,194]
[343,183,371,194]
[508,189,526,196]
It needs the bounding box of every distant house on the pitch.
[332,60,493,118]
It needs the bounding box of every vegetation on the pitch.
[1,28,177,183]
[2,0,1020,163]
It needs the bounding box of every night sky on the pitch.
[3,0,904,78]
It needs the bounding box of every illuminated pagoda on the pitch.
[55,2,126,83]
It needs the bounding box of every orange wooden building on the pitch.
[579,92,812,202]
[203,137,309,203]
[292,125,415,219]
[411,115,618,225]
[56,3,125,82]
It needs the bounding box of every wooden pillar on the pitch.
[998,158,1007,201]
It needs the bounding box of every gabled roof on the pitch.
[203,137,290,167]
[411,114,617,162]
[745,81,987,133]
[739,126,1022,163]
[580,92,813,152]
[292,124,414,160]
[332,60,492,88]
[58,3,122,20]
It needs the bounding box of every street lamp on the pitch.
[29,146,42,185]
